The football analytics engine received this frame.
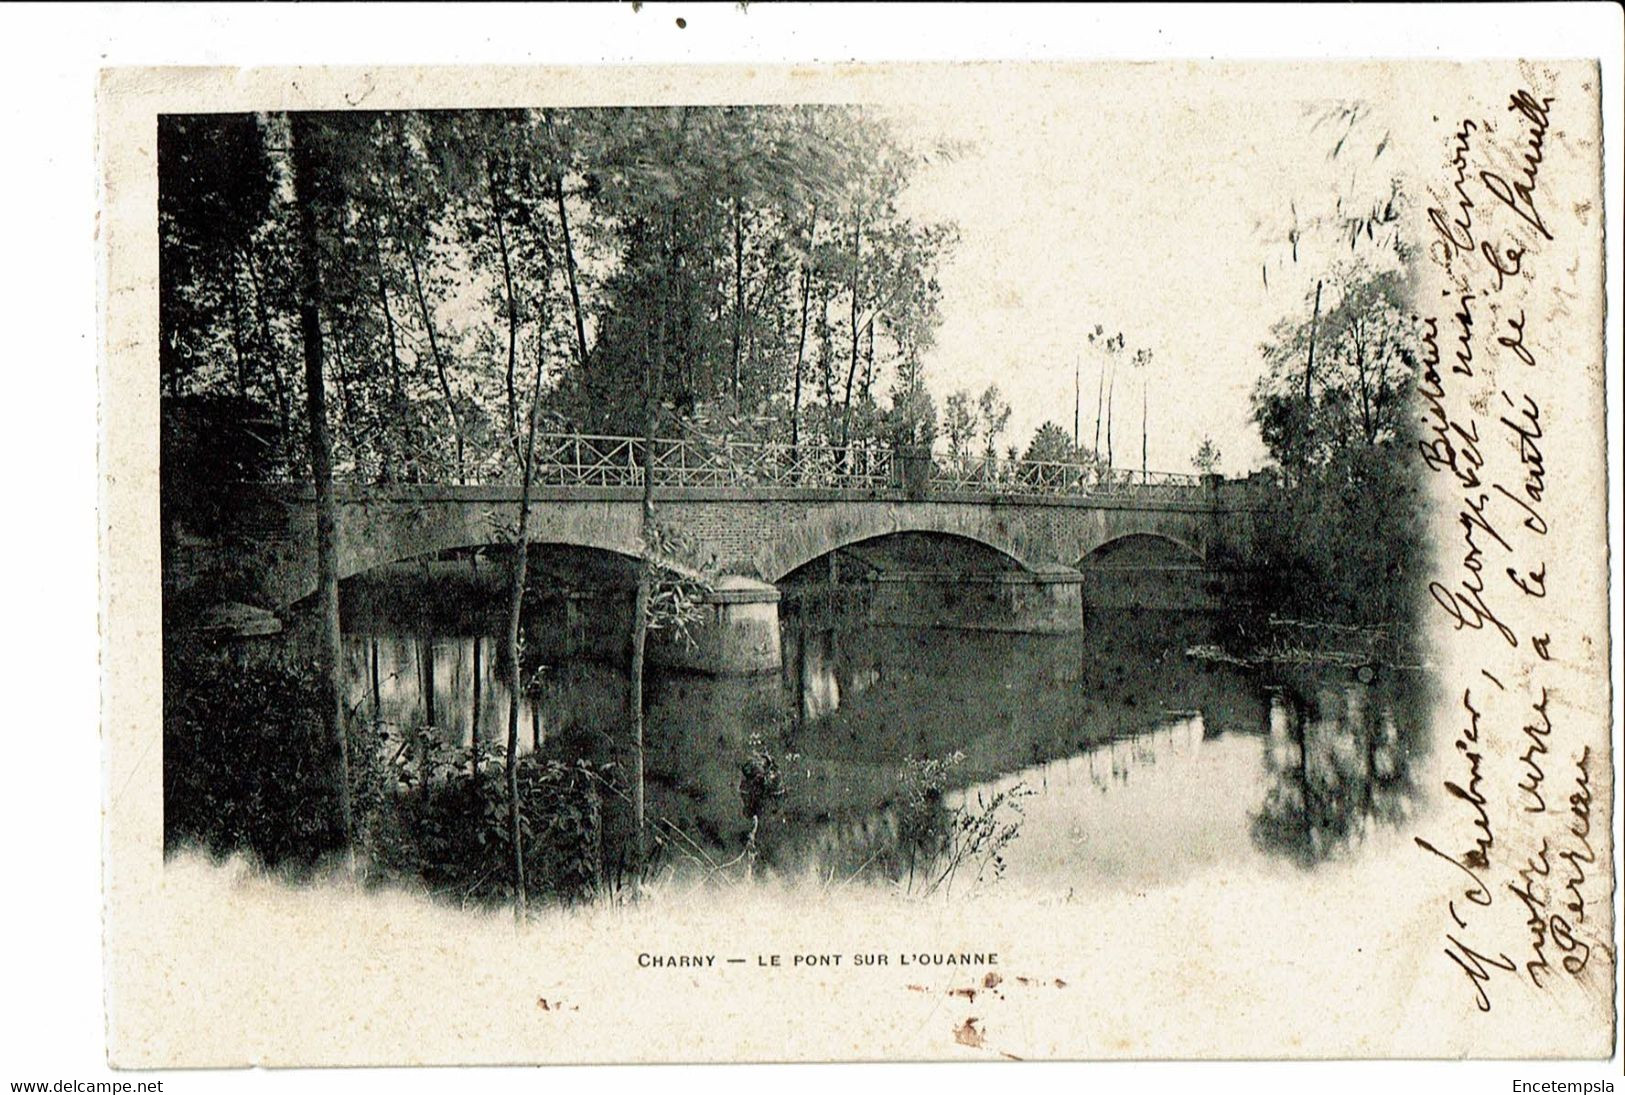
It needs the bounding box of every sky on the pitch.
[888,72,1400,475]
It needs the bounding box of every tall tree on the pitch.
[501,320,548,921]
[1087,325,1106,460]
[287,112,354,871]
[1103,332,1124,470]
[943,389,977,469]
[1023,420,1078,465]
[1251,259,1421,624]
[1192,436,1222,475]
[378,115,467,484]
[542,110,593,377]
[1072,354,1081,450]
[157,114,277,402]
[977,384,1011,462]
[789,212,816,452]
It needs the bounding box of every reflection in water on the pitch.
[795,630,841,722]
[340,570,1429,893]
[346,634,547,754]
[1251,674,1420,867]
[942,716,1274,892]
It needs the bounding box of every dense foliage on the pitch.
[159,108,957,481]
[1249,260,1425,628]
[163,639,356,866]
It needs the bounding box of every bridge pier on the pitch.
[648,576,783,675]
[866,564,1084,634]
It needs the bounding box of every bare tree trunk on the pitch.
[243,248,292,451]
[542,109,590,379]
[816,278,836,445]
[1141,379,1148,483]
[369,222,404,393]
[1093,359,1104,460]
[365,222,408,481]
[840,216,862,453]
[860,320,876,406]
[401,216,465,484]
[731,198,745,410]
[791,210,817,453]
[1073,355,1080,450]
[420,635,437,728]
[487,155,521,450]
[330,327,357,438]
[791,263,812,453]
[502,331,544,924]
[629,396,655,871]
[289,113,354,875]
[1303,278,1323,478]
[376,119,463,482]
[745,276,765,387]
[554,173,590,375]
[630,560,651,866]
[1105,361,1116,470]
[470,635,483,779]
[628,214,678,876]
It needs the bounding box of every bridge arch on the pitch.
[753,504,1042,583]
[256,495,675,605]
[332,497,653,590]
[1076,531,1206,570]
[339,538,682,587]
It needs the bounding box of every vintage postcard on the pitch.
[99,59,1615,1064]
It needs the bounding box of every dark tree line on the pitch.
[1249,258,1424,630]
[159,107,957,483]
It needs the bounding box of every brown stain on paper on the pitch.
[953,1017,985,1049]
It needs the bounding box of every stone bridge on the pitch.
[192,472,1270,673]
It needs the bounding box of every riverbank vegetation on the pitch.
[1245,258,1425,655]
[164,635,609,904]
[1235,103,1426,663]
[163,630,1034,907]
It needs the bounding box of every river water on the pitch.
[340,567,1429,895]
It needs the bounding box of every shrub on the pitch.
[163,639,351,868]
[374,741,611,906]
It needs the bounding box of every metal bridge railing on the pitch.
[522,434,897,490]
[520,435,1209,500]
[308,432,1225,502]
[928,455,1204,500]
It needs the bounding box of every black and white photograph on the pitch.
[156,95,1432,910]
[68,6,1625,1078]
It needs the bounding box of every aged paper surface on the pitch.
[101,60,1615,1064]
